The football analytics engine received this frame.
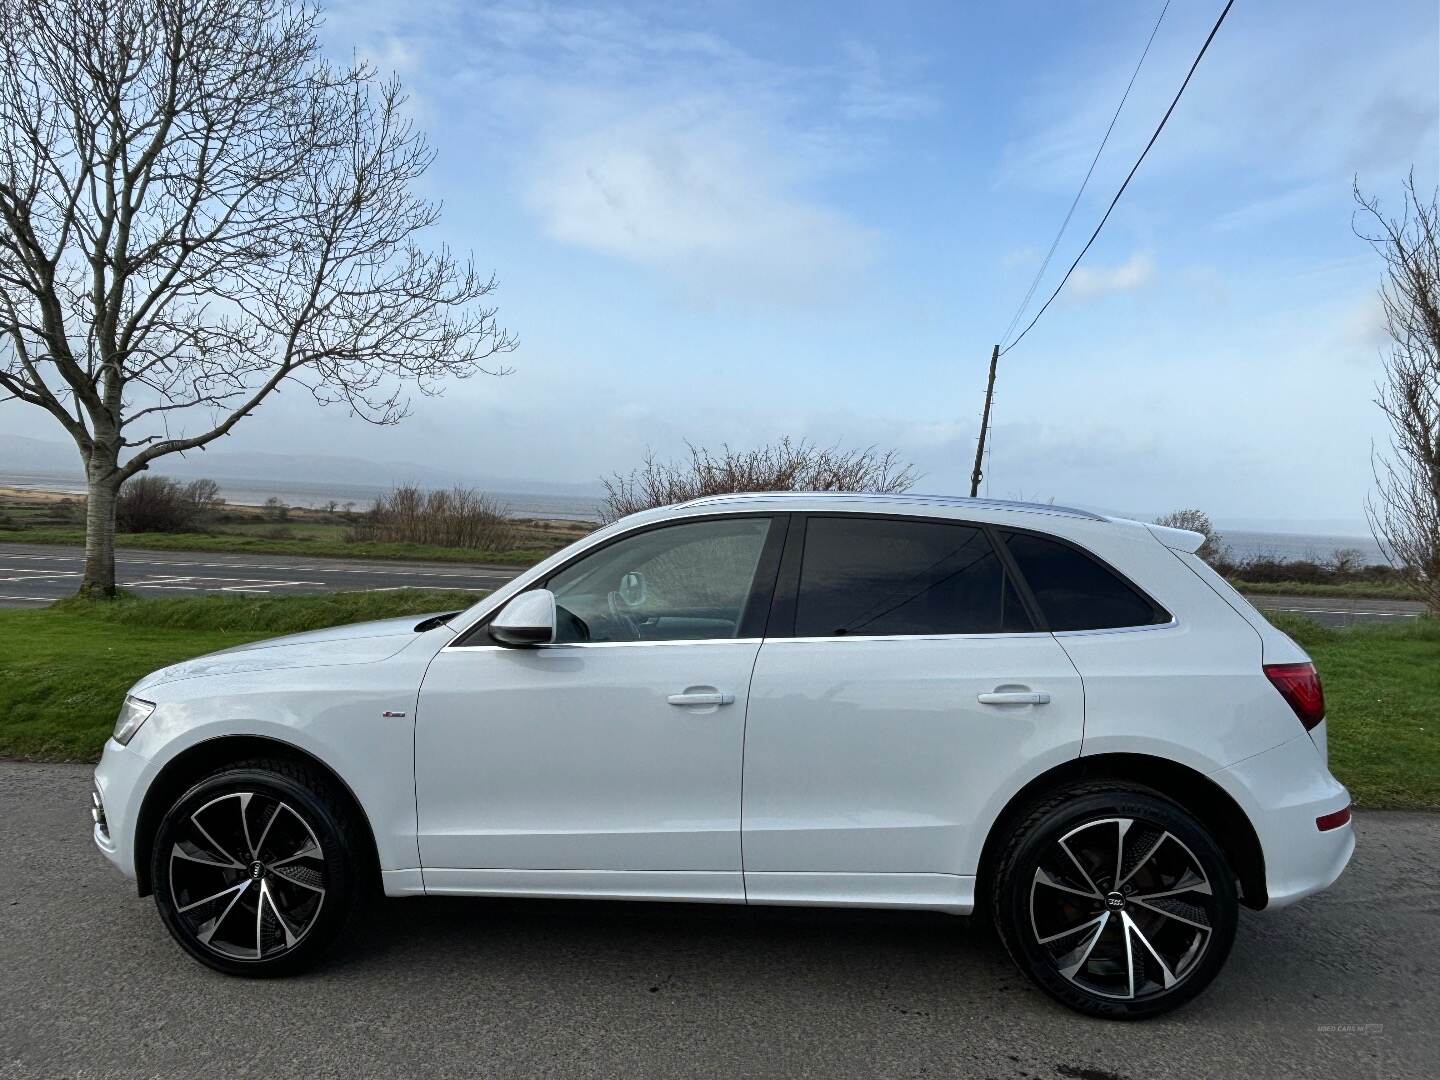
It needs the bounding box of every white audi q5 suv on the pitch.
[92,493,1353,1018]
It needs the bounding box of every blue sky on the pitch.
[7,0,1438,528]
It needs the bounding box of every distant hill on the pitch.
[0,432,600,497]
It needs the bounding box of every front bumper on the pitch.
[1212,731,1355,909]
[92,737,150,882]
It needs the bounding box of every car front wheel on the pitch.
[150,760,364,976]
[991,784,1239,1019]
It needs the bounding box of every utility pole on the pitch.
[969,344,999,497]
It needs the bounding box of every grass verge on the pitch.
[1235,578,1423,602]
[0,591,481,760]
[1,596,1434,811]
[1265,612,1438,809]
[0,526,552,565]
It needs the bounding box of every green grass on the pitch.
[2,595,1436,812]
[0,590,482,761]
[1235,578,1423,602]
[1265,612,1440,809]
[0,525,549,565]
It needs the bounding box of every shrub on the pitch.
[262,496,290,522]
[600,438,918,523]
[115,475,222,533]
[1153,508,1227,565]
[347,484,517,550]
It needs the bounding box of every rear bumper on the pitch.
[1211,731,1354,908]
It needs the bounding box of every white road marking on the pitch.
[364,585,492,593]
[1274,607,1419,618]
[0,569,83,582]
[0,594,55,603]
[0,550,512,579]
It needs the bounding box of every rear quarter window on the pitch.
[1004,531,1167,632]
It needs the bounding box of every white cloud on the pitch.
[997,2,1437,196]
[324,0,928,307]
[524,106,874,304]
[1068,251,1155,298]
[1338,293,1390,353]
[1002,247,1040,270]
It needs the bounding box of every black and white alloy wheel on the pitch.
[152,762,362,975]
[993,786,1239,1019]
[167,791,327,960]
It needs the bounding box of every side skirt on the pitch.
[744,872,974,915]
[397,868,974,914]
[418,868,745,904]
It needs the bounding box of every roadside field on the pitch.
[0,594,1435,808]
[1230,578,1422,602]
[0,485,592,565]
[0,591,480,760]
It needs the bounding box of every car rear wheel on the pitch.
[150,760,365,976]
[991,784,1239,1019]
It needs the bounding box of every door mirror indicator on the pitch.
[489,589,558,648]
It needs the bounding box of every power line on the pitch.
[998,0,1172,349]
[999,0,1236,358]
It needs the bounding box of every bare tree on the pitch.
[600,438,918,523]
[0,0,515,596]
[1153,508,1226,565]
[1355,175,1440,614]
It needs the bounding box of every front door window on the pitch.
[546,517,772,643]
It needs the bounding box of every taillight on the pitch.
[1264,662,1326,731]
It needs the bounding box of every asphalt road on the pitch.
[1,763,1435,1080]
[1244,592,1428,629]
[0,542,520,607]
[0,542,1426,629]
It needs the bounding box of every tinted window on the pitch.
[794,517,1031,637]
[547,518,771,643]
[1004,532,1163,631]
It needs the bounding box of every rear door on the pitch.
[741,514,1085,909]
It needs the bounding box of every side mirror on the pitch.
[488,589,557,647]
[618,570,647,607]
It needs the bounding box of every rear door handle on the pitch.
[977,691,1051,705]
[667,691,735,707]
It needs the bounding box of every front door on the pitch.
[416,514,784,900]
[741,514,1085,910]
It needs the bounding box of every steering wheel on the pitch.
[606,590,642,641]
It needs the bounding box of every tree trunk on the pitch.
[79,462,122,599]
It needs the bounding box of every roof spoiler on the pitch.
[1145,523,1206,553]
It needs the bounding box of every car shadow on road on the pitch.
[328,892,1025,1002]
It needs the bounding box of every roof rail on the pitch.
[675,491,1106,521]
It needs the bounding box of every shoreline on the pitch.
[0,480,604,523]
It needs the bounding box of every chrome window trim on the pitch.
[1051,618,1180,638]
[764,631,1059,645]
[445,637,765,652]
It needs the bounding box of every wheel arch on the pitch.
[975,752,1268,910]
[133,734,382,897]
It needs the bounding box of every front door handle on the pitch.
[977,690,1051,705]
[667,690,735,707]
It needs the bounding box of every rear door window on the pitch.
[1003,532,1165,631]
[794,517,1032,637]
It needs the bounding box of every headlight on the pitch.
[113,695,156,746]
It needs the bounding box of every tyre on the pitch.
[150,760,365,976]
[990,784,1238,1020]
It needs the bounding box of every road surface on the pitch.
[0,542,520,606]
[0,542,1426,628]
[0,762,1434,1079]
[1243,592,1427,628]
